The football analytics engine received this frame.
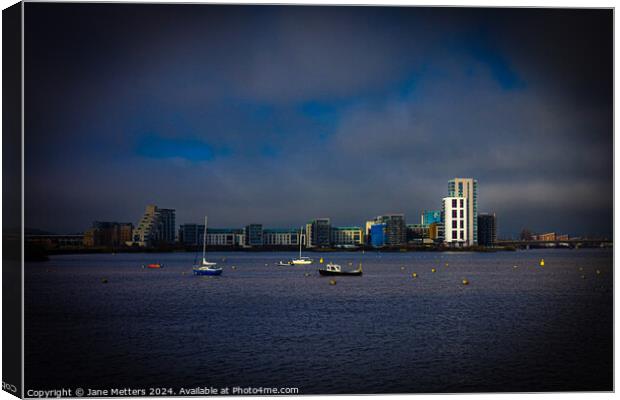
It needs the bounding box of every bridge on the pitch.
[496,239,613,249]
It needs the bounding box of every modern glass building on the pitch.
[370,223,386,247]
[244,224,263,247]
[306,218,331,248]
[477,213,497,247]
[376,214,406,246]
[178,223,204,245]
[421,210,441,226]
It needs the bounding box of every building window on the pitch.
[452,210,457,218]
[452,231,457,239]
[452,199,457,207]
[460,230,464,239]
[460,199,464,208]
[452,220,457,229]
[460,210,464,218]
[460,220,464,229]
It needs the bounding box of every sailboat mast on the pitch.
[202,216,208,260]
[299,226,303,258]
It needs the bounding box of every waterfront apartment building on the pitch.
[244,224,263,247]
[421,210,441,226]
[375,214,406,246]
[206,228,244,246]
[331,226,363,246]
[179,224,244,246]
[263,228,299,246]
[306,218,331,248]
[442,197,468,246]
[477,213,497,247]
[83,221,133,248]
[448,178,478,246]
[129,205,176,247]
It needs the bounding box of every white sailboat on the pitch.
[290,227,313,265]
[193,216,223,275]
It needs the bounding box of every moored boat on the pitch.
[277,261,292,266]
[289,227,313,265]
[193,216,223,276]
[143,263,163,269]
[318,262,363,276]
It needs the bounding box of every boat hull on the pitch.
[318,269,362,276]
[193,268,223,276]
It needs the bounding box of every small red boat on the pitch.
[144,263,163,269]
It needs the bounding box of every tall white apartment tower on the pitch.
[448,178,478,246]
[442,197,468,246]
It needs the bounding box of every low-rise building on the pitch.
[83,221,133,248]
[331,226,363,246]
[263,228,299,246]
[27,234,84,250]
[206,228,243,246]
[407,223,429,243]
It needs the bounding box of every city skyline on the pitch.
[24,5,612,237]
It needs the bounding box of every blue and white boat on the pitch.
[193,216,223,276]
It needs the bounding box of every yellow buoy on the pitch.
[329,279,337,285]
[412,272,418,278]
[320,257,324,264]
[445,263,449,267]
[539,259,545,267]
[462,279,469,285]
[431,268,436,273]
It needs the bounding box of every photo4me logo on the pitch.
[2,382,17,393]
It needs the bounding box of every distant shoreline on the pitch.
[25,244,521,261]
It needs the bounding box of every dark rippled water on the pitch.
[25,249,612,394]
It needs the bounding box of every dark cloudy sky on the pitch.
[24,4,613,238]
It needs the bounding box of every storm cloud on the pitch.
[24,5,612,238]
